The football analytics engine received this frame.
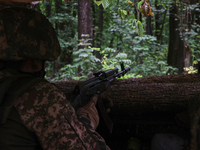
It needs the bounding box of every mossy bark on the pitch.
[53,74,200,121]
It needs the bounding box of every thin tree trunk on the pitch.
[155,1,167,44]
[78,0,93,47]
[146,1,152,36]
[46,0,52,17]
[155,0,162,41]
[92,1,95,47]
[183,20,192,71]
[96,4,104,60]
[78,0,93,74]
[146,15,152,35]
[167,2,184,74]
[159,9,167,44]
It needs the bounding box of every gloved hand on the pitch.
[76,91,113,130]
[76,95,99,130]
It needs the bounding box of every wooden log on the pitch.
[53,74,200,123]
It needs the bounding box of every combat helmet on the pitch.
[0,7,61,61]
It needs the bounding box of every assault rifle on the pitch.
[70,62,130,133]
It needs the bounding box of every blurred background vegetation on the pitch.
[31,0,200,81]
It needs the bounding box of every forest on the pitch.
[30,0,200,82]
[21,0,200,149]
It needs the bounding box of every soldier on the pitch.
[0,7,110,150]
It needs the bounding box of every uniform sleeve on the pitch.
[13,82,110,150]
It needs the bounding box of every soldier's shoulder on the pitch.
[30,79,67,100]
[32,79,59,92]
[14,78,68,113]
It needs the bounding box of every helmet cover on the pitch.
[0,7,61,61]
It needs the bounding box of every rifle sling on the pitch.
[0,75,46,124]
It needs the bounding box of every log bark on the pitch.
[53,74,200,123]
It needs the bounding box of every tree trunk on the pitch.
[183,8,192,70]
[96,4,104,60]
[45,0,52,17]
[155,0,162,41]
[53,73,200,122]
[167,2,184,74]
[146,1,152,36]
[134,0,141,21]
[146,15,152,35]
[78,0,93,74]
[91,1,95,47]
[55,0,62,31]
[155,0,167,44]
[78,0,93,47]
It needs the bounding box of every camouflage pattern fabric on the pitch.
[0,69,110,150]
[76,95,100,130]
[0,7,61,61]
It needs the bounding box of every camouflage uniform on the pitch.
[0,7,110,150]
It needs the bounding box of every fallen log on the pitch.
[53,73,200,123]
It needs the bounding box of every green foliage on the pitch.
[184,59,198,74]
[130,35,178,76]
[118,73,143,79]
[59,45,135,80]
[40,0,196,82]
[93,0,103,6]
[137,0,143,11]
[102,0,113,9]
[189,26,200,64]
[135,20,144,37]
[118,8,128,19]
[184,66,197,74]
[38,0,78,80]
[93,0,112,9]
[100,47,132,70]
[60,37,101,80]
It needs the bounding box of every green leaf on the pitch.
[137,0,143,11]
[121,10,126,19]
[79,53,89,58]
[74,58,82,62]
[93,0,103,6]
[103,47,116,53]
[118,9,128,19]
[132,19,137,29]
[102,0,112,9]
[137,20,144,37]
[122,59,132,64]
[158,61,166,65]
[122,10,127,16]
[115,53,127,58]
